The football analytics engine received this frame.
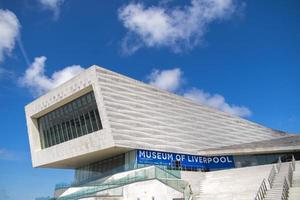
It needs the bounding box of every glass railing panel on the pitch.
[57,166,189,200]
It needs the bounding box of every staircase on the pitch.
[194,164,273,200]
[194,159,299,200]
[264,162,290,200]
[289,161,300,200]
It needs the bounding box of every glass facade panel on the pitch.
[37,91,103,149]
[233,152,300,168]
[75,154,125,184]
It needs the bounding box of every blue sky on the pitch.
[0,0,300,199]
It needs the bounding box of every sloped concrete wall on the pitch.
[96,66,286,155]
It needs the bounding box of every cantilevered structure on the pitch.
[25,66,300,200]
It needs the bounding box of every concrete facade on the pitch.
[24,66,300,200]
[25,65,289,168]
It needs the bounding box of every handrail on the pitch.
[56,166,191,200]
[287,163,293,187]
[74,165,126,187]
[281,178,289,200]
[267,165,276,188]
[55,183,71,190]
[292,155,296,171]
[276,157,282,173]
[155,167,192,200]
[254,179,268,200]
[57,167,154,200]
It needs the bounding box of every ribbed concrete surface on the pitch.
[194,164,273,200]
[96,67,286,154]
[25,65,292,168]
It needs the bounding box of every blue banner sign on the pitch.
[137,149,234,170]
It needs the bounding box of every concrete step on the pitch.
[194,162,300,200]
[195,163,275,200]
[289,187,300,200]
[293,182,300,187]
[263,163,290,200]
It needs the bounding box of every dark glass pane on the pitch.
[60,107,64,116]
[70,119,77,138]
[91,92,95,100]
[81,96,87,106]
[95,109,102,129]
[57,124,64,143]
[74,154,125,183]
[75,117,82,137]
[65,121,73,140]
[72,101,77,110]
[62,122,68,141]
[90,111,98,131]
[44,129,49,148]
[77,98,82,108]
[42,129,47,148]
[85,113,93,133]
[87,93,92,103]
[37,91,102,149]
[48,127,54,146]
[52,125,58,145]
[80,114,87,135]
[38,118,45,148]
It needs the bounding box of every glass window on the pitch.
[70,119,77,138]
[90,110,98,131]
[65,121,73,140]
[95,110,102,129]
[75,117,82,137]
[80,114,87,135]
[85,113,93,133]
[37,91,102,149]
[45,130,50,148]
[74,154,125,184]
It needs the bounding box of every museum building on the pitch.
[25,66,300,200]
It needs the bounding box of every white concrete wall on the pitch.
[72,180,182,200]
[25,65,288,168]
[181,171,205,196]
[122,179,183,200]
[95,66,286,155]
[25,67,117,168]
[59,166,184,200]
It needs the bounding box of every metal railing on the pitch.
[56,166,191,200]
[254,179,268,200]
[55,183,72,190]
[292,155,296,171]
[287,163,293,187]
[267,165,276,188]
[276,157,282,173]
[281,178,289,200]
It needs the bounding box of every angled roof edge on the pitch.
[198,134,300,156]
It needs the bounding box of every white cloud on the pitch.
[19,56,84,96]
[184,88,251,117]
[119,0,237,54]
[0,9,20,62]
[147,68,251,117]
[37,0,64,18]
[148,68,182,92]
